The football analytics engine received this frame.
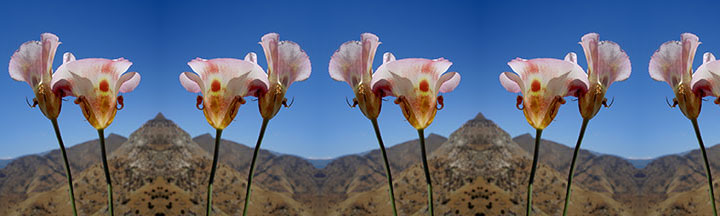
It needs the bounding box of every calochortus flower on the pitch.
[257,33,311,120]
[180,57,270,129]
[329,33,398,215]
[372,53,460,216]
[649,33,702,119]
[499,56,588,216]
[561,33,631,216]
[650,33,717,216]
[52,53,141,129]
[179,56,269,216]
[371,53,461,130]
[500,58,589,129]
[330,33,383,119]
[241,33,311,216]
[576,33,631,119]
[52,53,141,216]
[9,33,79,215]
[692,52,720,102]
[10,33,62,119]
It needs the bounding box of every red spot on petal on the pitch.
[99,80,110,92]
[211,80,221,92]
[531,80,541,92]
[419,80,430,92]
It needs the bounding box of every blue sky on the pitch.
[2,0,720,160]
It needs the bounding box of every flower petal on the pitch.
[361,33,380,76]
[384,52,396,64]
[41,33,60,80]
[9,40,43,86]
[649,41,685,86]
[187,58,269,97]
[275,40,311,86]
[580,33,599,73]
[508,58,588,97]
[564,52,577,64]
[260,33,311,87]
[437,72,460,93]
[691,52,720,97]
[63,52,76,64]
[595,40,631,86]
[371,57,455,96]
[260,33,279,74]
[244,52,257,64]
[9,33,59,87]
[179,72,202,93]
[499,72,523,93]
[330,33,380,87]
[329,40,363,85]
[117,72,140,93]
[51,58,134,97]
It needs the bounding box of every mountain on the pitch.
[0,159,12,169]
[332,113,628,215]
[5,112,720,215]
[0,131,127,215]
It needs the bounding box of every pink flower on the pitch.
[500,57,588,129]
[257,33,311,119]
[329,33,382,119]
[575,33,631,119]
[9,33,62,119]
[51,53,141,129]
[649,33,702,119]
[371,53,460,129]
[691,52,720,104]
[180,57,269,129]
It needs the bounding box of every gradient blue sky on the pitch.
[3,0,720,160]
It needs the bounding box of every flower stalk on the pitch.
[371,118,398,216]
[97,129,113,216]
[242,118,270,216]
[206,129,222,216]
[526,129,542,216]
[417,129,434,216]
[691,118,718,216]
[562,118,589,216]
[51,118,78,216]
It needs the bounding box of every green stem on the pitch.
[242,118,270,216]
[691,118,718,216]
[562,118,590,216]
[51,119,78,216]
[418,129,433,216]
[371,118,398,216]
[206,129,223,216]
[97,129,113,216]
[526,129,542,216]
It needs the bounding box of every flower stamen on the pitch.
[282,97,294,108]
[436,95,444,110]
[26,97,38,108]
[196,95,204,110]
[116,96,124,110]
[516,95,524,110]
[602,97,615,108]
[666,97,679,108]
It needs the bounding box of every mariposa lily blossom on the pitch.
[9,33,78,216]
[692,52,720,102]
[329,33,398,215]
[179,57,269,216]
[371,53,460,216]
[650,33,718,216]
[241,33,310,216]
[52,53,141,216]
[499,57,588,216]
[562,33,631,216]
